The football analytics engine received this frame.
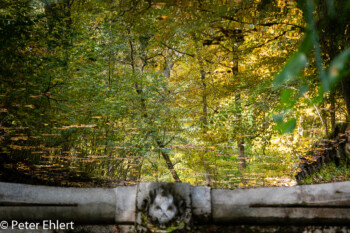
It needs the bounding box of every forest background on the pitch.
[1,0,350,188]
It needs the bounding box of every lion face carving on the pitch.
[148,189,178,224]
[137,183,191,232]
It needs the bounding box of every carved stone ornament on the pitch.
[136,183,192,232]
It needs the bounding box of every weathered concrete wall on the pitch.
[0,182,138,225]
[0,182,117,224]
[212,181,350,225]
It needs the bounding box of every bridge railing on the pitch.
[0,181,349,232]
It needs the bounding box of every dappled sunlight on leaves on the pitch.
[1,0,349,188]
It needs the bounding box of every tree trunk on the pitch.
[153,51,182,182]
[200,65,213,186]
[341,75,350,120]
[330,92,336,132]
[200,67,208,133]
[235,93,247,169]
[231,54,247,170]
[134,44,181,182]
[156,140,181,182]
[196,43,213,186]
[127,39,143,181]
[320,102,328,136]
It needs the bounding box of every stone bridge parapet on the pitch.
[0,181,350,232]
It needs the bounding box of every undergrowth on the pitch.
[299,162,350,185]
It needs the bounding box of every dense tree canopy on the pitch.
[0,0,349,187]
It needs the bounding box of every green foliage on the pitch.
[273,52,309,90]
[327,48,350,90]
[1,0,349,188]
[273,0,350,134]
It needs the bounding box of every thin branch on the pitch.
[161,42,233,69]
[161,42,195,58]
[221,16,305,30]
[238,31,288,52]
